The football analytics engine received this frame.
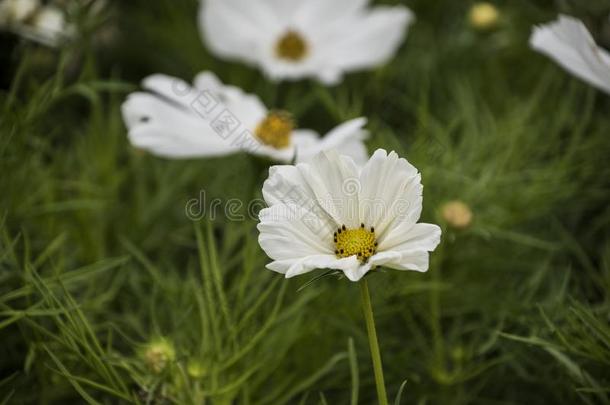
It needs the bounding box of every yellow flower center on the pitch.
[469,2,499,30]
[334,224,378,263]
[441,200,473,230]
[275,30,308,62]
[255,111,294,149]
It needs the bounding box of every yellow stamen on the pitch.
[275,30,308,62]
[255,111,293,149]
[334,224,377,263]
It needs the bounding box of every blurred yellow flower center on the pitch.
[255,111,293,149]
[275,30,308,61]
[469,2,499,30]
[334,224,377,263]
[441,200,473,229]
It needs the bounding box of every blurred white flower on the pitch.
[0,0,72,47]
[0,0,38,24]
[28,5,67,45]
[0,0,107,47]
[258,149,441,282]
[199,0,414,84]
[122,72,369,164]
[530,15,610,95]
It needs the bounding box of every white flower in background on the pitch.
[0,0,38,24]
[122,72,369,164]
[199,0,414,84]
[0,0,72,47]
[258,149,441,282]
[28,5,67,45]
[530,15,610,95]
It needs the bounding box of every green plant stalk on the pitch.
[359,279,388,405]
[430,249,444,375]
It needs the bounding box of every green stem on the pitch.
[359,279,389,405]
[430,246,445,377]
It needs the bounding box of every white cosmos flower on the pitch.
[530,15,610,95]
[27,5,67,46]
[258,149,441,282]
[122,72,369,164]
[0,0,38,25]
[199,0,414,84]
[0,0,73,47]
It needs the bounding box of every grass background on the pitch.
[1,0,610,403]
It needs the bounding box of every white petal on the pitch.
[369,223,441,272]
[262,164,336,222]
[317,6,414,72]
[358,149,421,238]
[250,142,296,163]
[263,0,302,20]
[266,255,334,277]
[142,74,197,110]
[530,15,610,94]
[292,129,320,151]
[286,256,360,278]
[303,150,361,228]
[342,261,373,282]
[262,150,362,227]
[258,204,335,259]
[192,71,269,130]
[369,250,430,272]
[199,0,279,65]
[258,47,325,84]
[262,164,307,207]
[292,0,368,26]
[121,92,237,158]
[264,254,360,279]
[223,92,267,132]
[192,71,224,93]
[295,118,369,165]
[379,223,441,253]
